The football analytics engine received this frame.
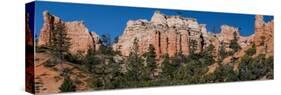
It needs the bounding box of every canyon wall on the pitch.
[113,11,273,58]
[38,11,273,58]
[38,11,101,55]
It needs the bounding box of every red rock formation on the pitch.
[218,25,239,43]
[253,15,274,56]
[113,11,273,59]
[38,10,273,59]
[38,11,100,55]
[216,25,240,51]
[113,11,207,57]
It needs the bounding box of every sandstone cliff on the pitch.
[38,10,273,59]
[113,11,208,57]
[113,11,273,59]
[38,11,101,55]
[253,15,274,56]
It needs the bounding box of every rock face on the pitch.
[253,15,274,56]
[38,11,101,55]
[113,11,209,57]
[216,25,240,51]
[217,25,239,44]
[38,11,273,58]
[113,11,274,58]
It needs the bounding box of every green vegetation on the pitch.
[40,31,273,90]
[64,51,84,64]
[229,32,241,52]
[245,44,256,56]
[47,22,71,77]
[85,34,123,89]
[49,23,71,60]
[238,54,273,80]
[125,38,147,82]
[59,76,76,92]
[219,43,228,60]
[204,64,238,83]
[143,44,158,79]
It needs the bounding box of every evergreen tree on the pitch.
[174,64,189,81]
[59,76,76,92]
[213,64,237,82]
[245,43,256,56]
[49,23,71,58]
[219,43,228,61]
[238,54,253,80]
[160,54,182,83]
[126,38,146,81]
[201,44,215,65]
[229,32,241,52]
[49,23,71,75]
[85,48,98,73]
[143,44,157,79]
[238,54,273,80]
[88,54,120,89]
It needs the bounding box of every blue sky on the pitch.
[33,1,273,40]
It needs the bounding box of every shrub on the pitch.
[245,44,256,56]
[44,58,58,68]
[64,53,84,64]
[229,32,241,52]
[59,76,76,92]
[238,54,273,80]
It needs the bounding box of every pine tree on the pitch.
[87,51,121,89]
[144,44,157,79]
[59,76,76,92]
[85,47,98,73]
[201,44,215,65]
[126,38,146,81]
[49,23,71,57]
[49,23,71,75]
[238,54,273,80]
[161,54,180,81]
[229,32,241,52]
[219,43,227,61]
[245,43,256,56]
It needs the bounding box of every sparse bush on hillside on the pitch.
[59,76,76,92]
[238,54,273,80]
[245,44,256,56]
[206,64,237,82]
[64,52,85,64]
[229,32,241,52]
[44,58,58,68]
